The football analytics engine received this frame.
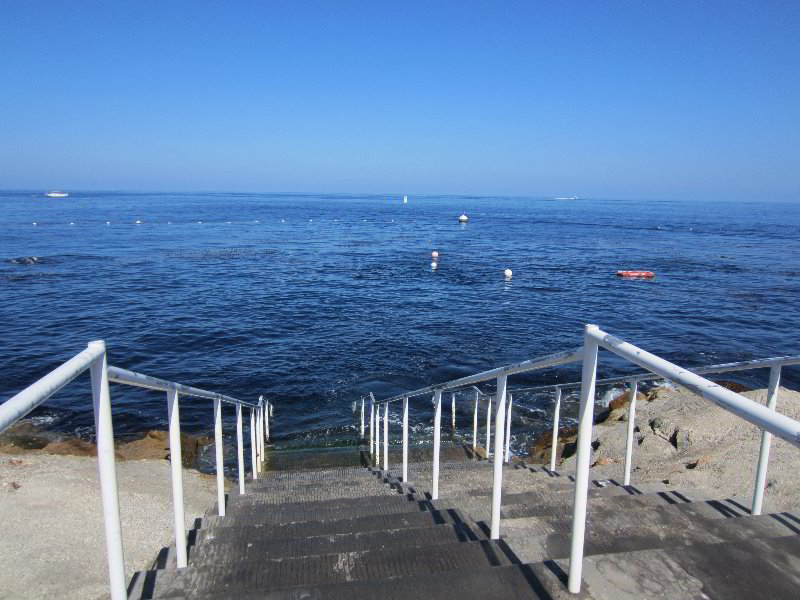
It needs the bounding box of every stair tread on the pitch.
[191,508,468,544]
[129,539,516,598]
[157,522,487,569]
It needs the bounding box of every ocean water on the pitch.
[2,192,799,467]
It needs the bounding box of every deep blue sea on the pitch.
[2,192,799,469]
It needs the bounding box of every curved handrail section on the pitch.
[0,343,105,434]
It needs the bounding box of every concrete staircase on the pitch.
[128,445,800,599]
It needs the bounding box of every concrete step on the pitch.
[129,538,517,598]
[215,492,441,525]
[504,509,800,563]
[550,529,800,599]
[222,480,399,509]
[155,522,487,569]
[190,508,469,545]
[444,488,742,525]
[145,562,566,600]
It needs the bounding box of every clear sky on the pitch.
[1,1,798,200]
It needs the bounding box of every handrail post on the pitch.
[472,390,478,451]
[432,390,442,500]
[452,392,456,431]
[369,398,375,457]
[490,375,508,538]
[752,365,781,515]
[360,397,365,438]
[166,388,188,569]
[402,396,409,483]
[256,402,263,474]
[568,325,600,593]
[623,381,638,486]
[550,388,562,472]
[250,408,257,480]
[504,392,513,463]
[383,402,389,471]
[265,401,270,441]
[485,395,492,459]
[235,403,245,495]
[375,403,381,467]
[88,341,127,600]
[213,398,225,517]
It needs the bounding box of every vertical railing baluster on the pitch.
[383,402,389,471]
[452,392,456,431]
[256,401,263,474]
[485,395,492,459]
[360,397,365,438]
[88,341,127,600]
[166,388,187,568]
[752,365,781,515]
[550,388,562,472]
[402,396,409,483]
[265,401,270,441]
[369,398,375,458]
[623,381,638,486]
[249,407,257,480]
[490,375,507,539]
[236,403,245,495]
[213,398,225,517]
[504,392,513,462]
[568,324,600,594]
[432,390,442,500]
[472,390,478,452]
[375,403,381,467]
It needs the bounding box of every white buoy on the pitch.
[32,222,37,226]
[459,214,469,223]
[431,251,439,258]
[504,268,513,279]
[135,220,142,224]
[106,221,110,225]
[431,262,438,269]
[404,195,408,204]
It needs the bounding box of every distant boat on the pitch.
[45,191,69,198]
[554,196,578,200]
[403,195,408,204]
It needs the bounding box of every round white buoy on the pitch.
[32,222,37,226]
[459,214,469,223]
[106,221,110,225]
[135,220,142,224]
[431,251,439,258]
[431,262,438,269]
[504,268,513,279]
[69,222,74,225]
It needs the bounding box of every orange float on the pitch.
[617,270,655,278]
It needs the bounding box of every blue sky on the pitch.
[1,1,798,200]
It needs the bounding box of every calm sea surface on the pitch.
[2,192,799,468]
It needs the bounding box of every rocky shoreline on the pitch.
[529,382,800,513]
[0,422,213,470]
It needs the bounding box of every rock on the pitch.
[650,416,676,441]
[637,433,676,457]
[686,454,711,470]
[608,390,646,411]
[673,427,696,450]
[592,456,616,467]
[713,380,751,393]
[528,426,578,464]
[117,430,212,469]
[41,438,97,457]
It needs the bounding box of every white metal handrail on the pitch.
[566,325,800,593]
[508,354,800,395]
[366,347,585,541]
[0,341,271,600]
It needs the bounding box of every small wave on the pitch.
[6,256,40,265]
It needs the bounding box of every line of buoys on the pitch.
[617,270,655,278]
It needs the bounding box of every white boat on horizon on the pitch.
[554,196,579,200]
[45,191,69,198]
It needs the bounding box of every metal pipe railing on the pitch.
[566,325,800,593]
[1,341,267,599]
[378,347,583,404]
